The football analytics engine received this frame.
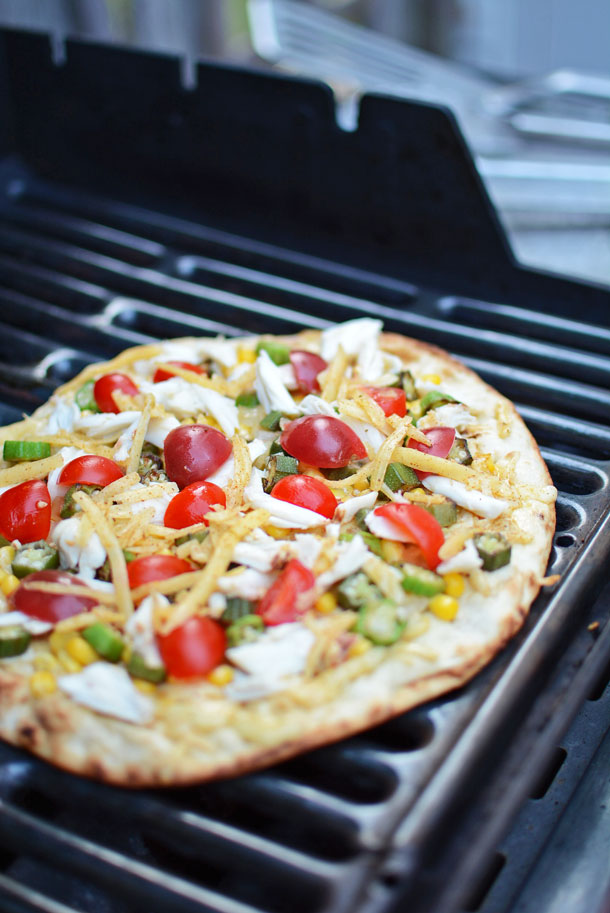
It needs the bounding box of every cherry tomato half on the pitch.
[373,503,444,569]
[127,554,193,589]
[164,480,226,529]
[280,415,367,468]
[94,373,139,414]
[9,569,97,623]
[257,558,315,626]
[0,480,52,543]
[271,474,338,519]
[164,424,232,489]
[289,350,328,394]
[153,361,206,384]
[408,426,456,479]
[58,455,125,488]
[361,386,407,417]
[158,616,226,680]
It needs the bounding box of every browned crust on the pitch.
[0,328,556,787]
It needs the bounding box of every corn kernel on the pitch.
[263,525,287,540]
[0,573,20,596]
[484,455,496,473]
[33,653,61,672]
[348,636,371,658]
[409,402,423,420]
[57,650,82,674]
[428,594,459,622]
[134,679,157,695]
[208,664,234,686]
[0,546,15,569]
[29,671,57,697]
[443,572,465,598]
[315,592,338,614]
[237,346,257,364]
[353,477,369,492]
[422,373,441,385]
[49,630,71,655]
[65,636,98,666]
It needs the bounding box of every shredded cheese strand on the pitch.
[154,363,256,398]
[392,446,474,482]
[19,581,116,604]
[126,395,154,474]
[369,417,413,491]
[320,345,348,402]
[0,453,63,486]
[73,490,134,619]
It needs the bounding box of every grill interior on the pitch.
[0,28,609,913]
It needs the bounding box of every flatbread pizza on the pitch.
[0,320,556,786]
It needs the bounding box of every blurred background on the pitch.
[0,0,608,286]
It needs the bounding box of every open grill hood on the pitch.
[0,28,609,913]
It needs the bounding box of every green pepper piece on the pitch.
[260,411,283,431]
[263,453,300,493]
[383,462,420,492]
[398,370,418,401]
[175,529,209,547]
[226,614,264,647]
[221,597,256,624]
[474,533,511,571]
[3,441,51,462]
[423,499,458,528]
[355,599,405,646]
[336,572,383,611]
[324,464,360,481]
[138,448,168,483]
[127,652,167,683]
[359,531,384,557]
[269,439,289,457]
[60,483,102,519]
[353,509,370,531]
[235,392,260,408]
[0,625,31,658]
[401,563,445,597]
[82,623,125,662]
[449,438,473,466]
[12,541,60,579]
[96,549,135,583]
[256,340,290,366]
[419,390,457,415]
[0,534,12,547]
[74,379,101,413]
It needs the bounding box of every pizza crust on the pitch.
[0,330,556,786]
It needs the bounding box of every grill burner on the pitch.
[0,28,609,913]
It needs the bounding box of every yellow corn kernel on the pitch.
[0,546,15,569]
[348,636,371,658]
[352,477,369,492]
[428,594,459,622]
[57,650,82,674]
[443,572,465,598]
[0,573,20,596]
[484,454,496,473]
[33,652,61,673]
[315,592,338,614]
[65,636,98,666]
[263,525,287,540]
[208,664,234,686]
[409,401,422,420]
[49,630,71,656]
[134,679,157,695]
[237,346,257,364]
[422,373,441,385]
[29,671,57,697]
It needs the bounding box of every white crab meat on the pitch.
[316,535,370,589]
[127,481,179,525]
[113,416,142,462]
[254,350,298,415]
[46,447,87,500]
[245,470,329,529]
[436,539,483,575]
[207,439,267,489]
[365,510,409,542]
[74,411,142,439]
[298,395,336,417]
[148,378,238,435]
[0,611,53,635]
[217,568,275,600]
[428,403,476,430]
[226,622,315,681]
[423,476,509,519]
[333,491,378,523]
[125,594,165,667]
[145,415,181,449]
[43,396,80,434]
[50,516,106,578]
[58,662,153,724]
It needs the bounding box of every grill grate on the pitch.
[0,172,608,913]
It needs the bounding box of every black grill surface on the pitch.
[0,28,609,913]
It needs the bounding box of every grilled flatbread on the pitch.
[0,321,556,785]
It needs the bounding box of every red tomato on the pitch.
[0,480,52,543]
[408,426,456,479]
[153,361,206,384]
[280,415,367,468]
[271,474,338,519]
[164,424,232,489]
[158,616,226,680]
[374,503,444,569]
[127,554,193,589]
[58,455,125,488]
[164,480,226,529]
[9,569,97,622]
[361,386,407,417]
[289,350,328,394]
[257,558,315,626]
[94,373,139,413]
